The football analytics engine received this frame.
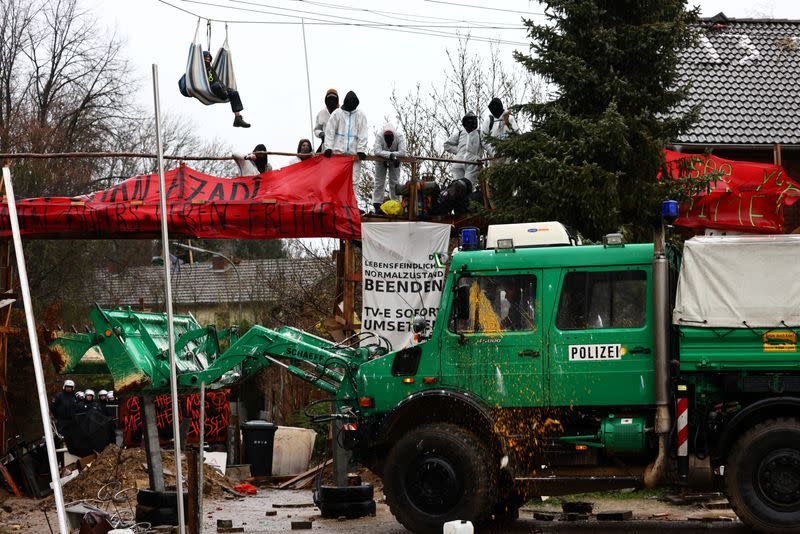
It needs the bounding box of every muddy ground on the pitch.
[0,485,751,533]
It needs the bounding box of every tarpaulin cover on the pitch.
[0,155,361,240]
[673,235,800,328]
[664,150,800,233]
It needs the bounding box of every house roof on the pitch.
[673,14,800,145]
[91,257,332,308]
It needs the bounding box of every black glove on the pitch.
[357,152,367,161]
[324,149,332,158]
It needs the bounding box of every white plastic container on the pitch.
[271,426,317,476]
[443,519,474,534]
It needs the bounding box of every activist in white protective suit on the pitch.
[313,88,339,152]
[443,111,483,187]
[371,123,407,212]
[323,90,368,183]
[481,97,518,161]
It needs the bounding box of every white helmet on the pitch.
[63,380,75,389]
[85,389,95,397]
[107,391,115,400]
[76,391,85,399]
[98,389,108,397]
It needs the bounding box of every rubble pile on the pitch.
[60,444,235,502]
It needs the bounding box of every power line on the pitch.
[221,0,523,29]
[424,0,543,16]
[165,0,528,45]
[288,0,520,29]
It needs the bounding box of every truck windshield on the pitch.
[450,275,536,333]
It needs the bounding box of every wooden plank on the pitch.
[277,459,332,490]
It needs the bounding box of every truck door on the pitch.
[441,272,545,406]
[548,266,655,407]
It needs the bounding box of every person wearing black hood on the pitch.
[233,144,272,176]
[323,90,368,182]
[314,89,339,152]
[443,111,483,188]
[481,97,518,160]
[202,51,250,128]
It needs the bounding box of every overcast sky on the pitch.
[93,0,800,171]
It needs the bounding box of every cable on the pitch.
[165,0,528,45]
[424,0,544,15]
[223,0,524,28]
[283,0,524,29]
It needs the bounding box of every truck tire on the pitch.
[317,483,374,504]
[725,417,800,533]
[318,499,376,519]
[384,423,496,534]
[136,489,188,508]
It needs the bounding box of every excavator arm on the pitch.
[48,306,372,397]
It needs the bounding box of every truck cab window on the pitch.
[556,270,647,330]
[450,275,536,333]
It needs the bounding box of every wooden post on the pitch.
[408,160,418,221]
[0,238,10,454]
[142,394,165,491]
[186,445,199,534]
[342,241,355,336]
[774,143,782,167]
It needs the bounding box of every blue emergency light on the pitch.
[460,227,480,251]
[661,200,679,224]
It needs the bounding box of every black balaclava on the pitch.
[488,97,504,119]
[341,91,359,112]
[462,112,478,133]
[253,143,268,173]
[383,130,395,148]
[297,138,313,160]
[325,89,339,113]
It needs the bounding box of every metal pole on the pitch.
[301,18,316,143]
[1,166,69,534]
[198,381,205,526]
[153,64,186,534]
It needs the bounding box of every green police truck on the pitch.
[52,221,800,534]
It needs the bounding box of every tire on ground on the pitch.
[318,499,376,519]
[725,417,800,533]
[317,483,374,503]
[136,489,189,508]
[134,504,181,526]
[383,422,496,534]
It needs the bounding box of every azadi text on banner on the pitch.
[0,155,361,240]
[361,222,450,350]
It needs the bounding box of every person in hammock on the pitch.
[203,51,250,128]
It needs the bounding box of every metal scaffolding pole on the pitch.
[152,64,186,534]
[1,166,68,534]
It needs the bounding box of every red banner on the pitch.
[0,155,361,239]
[664,150,800,233]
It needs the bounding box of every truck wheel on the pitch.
[725,417,800,533]
[384,423,496,534]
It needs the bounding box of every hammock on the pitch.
[178,20,237,105]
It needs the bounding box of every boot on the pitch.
[233,115,251,128]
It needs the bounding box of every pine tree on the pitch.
[487,0,699,240]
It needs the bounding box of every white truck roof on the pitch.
[485,221,575,249]
[673,235,800,328]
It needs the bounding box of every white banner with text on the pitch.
[361,222,451,350]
